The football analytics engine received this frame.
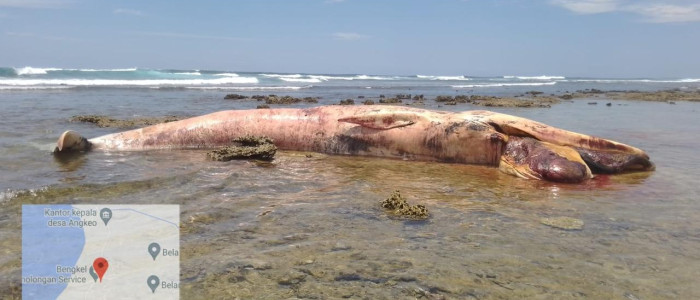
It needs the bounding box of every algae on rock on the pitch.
[207,136,277,161]
[380,190,429,220]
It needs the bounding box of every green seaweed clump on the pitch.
[207,136,277,161]
[380,190,429,220]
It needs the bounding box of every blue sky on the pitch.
[1,0,699,77]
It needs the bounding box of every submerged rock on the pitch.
[339,99,355,105]
[380,190,429,220]
[249,95,320,105]
[379,98,402,104]
[434,95,558,108]
[207,136,277,161]
[564,89,700,102]
[224,93,248,100]
[540,216,584,230]
[303,97,319,103]
[559,94,574,100]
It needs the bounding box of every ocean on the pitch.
[1,66,698,94]
[1,66,700,298]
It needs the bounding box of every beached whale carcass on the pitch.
[55,105,654,183]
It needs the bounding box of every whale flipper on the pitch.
[54,130,92,153]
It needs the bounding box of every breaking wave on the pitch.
[279,77,324,83]
[503,75,565,80]
[0,77,259,87]
[14,67,63,75]
[262,73,398,81]
[186,85,312,90]
[213,73,240,77]
[416,75,471,81]
[453,82,557,88]
[564,78,700,83]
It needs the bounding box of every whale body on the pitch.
[55,105,653,183]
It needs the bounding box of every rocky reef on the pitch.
[435,95,559,108]
[207,136,277,161]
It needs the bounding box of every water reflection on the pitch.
[53,151,87,172]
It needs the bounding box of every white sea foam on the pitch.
[213,73,240,77]
[0,76,259,86]
[315,75,397,80]
[565,78,700,83]
[262,74,326,82]
[354,75,395,80]
[261,74,303,78]
[504,75,566,80]
[13,67,141,75]
[78,68,138,72]
[14,67,63,75]
[453,82,557,88]
[309,75,352,81]
[417,75,471,81]
[279,77,323,83]
[264,74,396,81]
[0,86,75,90]
[186,85,311,90]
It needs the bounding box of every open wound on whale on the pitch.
[53,106,653,183]
[338,111,418,130]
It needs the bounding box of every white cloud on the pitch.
[551,0,700,22]
[626,3,700,22]
[114,8,144,16]
[550,0,620,14]
[0,0,70,9]
[332,32,369,40]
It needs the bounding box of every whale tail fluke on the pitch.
[54,131,92,153]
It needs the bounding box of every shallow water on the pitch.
[1,88,699,299]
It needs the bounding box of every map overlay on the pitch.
[22,205,180,299]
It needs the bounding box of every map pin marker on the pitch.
[89,266,98,282]
[147,275,160,293]
[100,208,112,226]
[148,242,161,261]
[93,257,108,282]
